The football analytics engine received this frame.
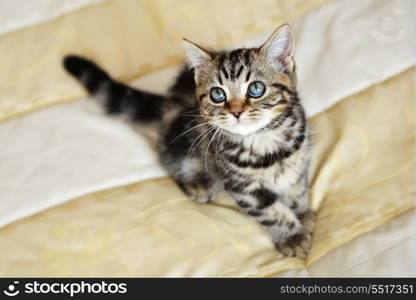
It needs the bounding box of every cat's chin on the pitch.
[224,125,259,136]
[217,114,275,136]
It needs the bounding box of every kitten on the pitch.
[63,24,315,258]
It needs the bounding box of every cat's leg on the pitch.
[166,155,220,204]
[174,169,220,204]
[161,111,221,204]
[275,174,315,258]
[224,181,313,258]
[284,173,316,238]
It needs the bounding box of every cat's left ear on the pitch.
[259,24,295,73]
[182,39,213,85]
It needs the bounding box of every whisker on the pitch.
[185,125,216,161]
[167,121,211,146]
[204,126,222,171]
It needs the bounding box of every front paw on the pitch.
[275,230,312,259]
[186,184,213,204]
[275,211,316,258]
[299,210,316,233]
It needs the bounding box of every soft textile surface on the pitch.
[0,0,332,122]
[1,0,414,228]
[0,69,413,276]
[280,211,415,277]
[303,211,415,277]
[0,0,102,35]
[0,0,414,277]
[1,0,413,121]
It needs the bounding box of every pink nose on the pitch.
[231,110,243,119]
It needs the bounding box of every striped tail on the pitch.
[63,55,164,122]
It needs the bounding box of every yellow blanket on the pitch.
[0,68,413,277]
[0,0,331,122]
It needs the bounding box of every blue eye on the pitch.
[210,87,226,103]
[247,81,266,98]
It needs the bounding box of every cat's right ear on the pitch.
[259,24,295,73]
[182,39,212,85]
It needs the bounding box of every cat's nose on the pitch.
[231,110,243,119]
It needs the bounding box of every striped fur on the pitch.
[63,24,315,258]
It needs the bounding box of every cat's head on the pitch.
[182,24,297,136]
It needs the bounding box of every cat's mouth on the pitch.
[213,113,275,136]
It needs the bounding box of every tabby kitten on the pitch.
[63,24,315,258]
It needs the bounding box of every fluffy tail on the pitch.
[63,55,164,122]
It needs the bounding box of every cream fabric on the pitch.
[0,69,413,276]
[0,100,166,228]
[0,0,102,35]
[281,211,415,277]
[0,0,414,277]
[246,0,415,116]
[1,0,414,228]
[306,211,415,277]
[0,0,413,121]
[293,0,415,116]
[0,0,331,122]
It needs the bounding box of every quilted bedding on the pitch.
[0,0,414,277]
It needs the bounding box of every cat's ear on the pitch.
[259,24,295,72]
[182,39,213,84]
